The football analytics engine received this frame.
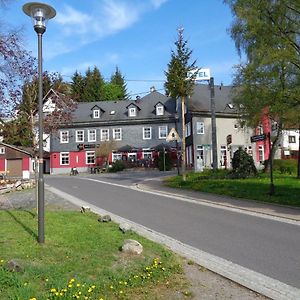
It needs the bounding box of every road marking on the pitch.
[74,177,300,226]
[45,184,300,300]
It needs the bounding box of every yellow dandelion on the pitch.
[70,278,75,283]
[76,283,81,287]
[29,298,37,300]
[50,288,56,293]
[110,285,114,289]
[91,285,96,289]
[45,278,49,282]
[68,284,73,288]
[88,288,92,293]
[0,259,4,263]
[119,290,123,294]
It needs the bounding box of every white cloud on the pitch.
[151,0,168,9]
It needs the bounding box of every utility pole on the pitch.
[210,77,218,170]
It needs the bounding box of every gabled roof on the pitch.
[188,84,236,114]
[0,142,33,156]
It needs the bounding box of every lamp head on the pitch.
[23,2,56,34]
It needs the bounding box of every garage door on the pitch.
[7,159,22,177]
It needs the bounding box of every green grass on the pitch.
[0,210,190,300]
[165,171,300,207]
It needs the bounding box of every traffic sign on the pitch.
[166,128,181,142]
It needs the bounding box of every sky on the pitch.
[2,0,241,99]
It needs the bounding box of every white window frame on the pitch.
[288,135,296,143]
[156,104,164,116]
[112,153,122,162]
[196,122,204,135]
[0,147,5,154]
[101,129,109,141]
[128,153,137,161]
[220,145,227,167]
[259,145,264,162]
[93,109,100,119]
[60,131,69,144]
[75,130,84,143]
[185,122,191,137]
[60,152,70,165]
[158,125,168,139]
[88,129,96,142]
[113,128,122,141]
[143,151,152,160]
[143,127,152,140]
[129,107,136,117]
[86,151,95,164]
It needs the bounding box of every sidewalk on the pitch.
[138,176,300,222]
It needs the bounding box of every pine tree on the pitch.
[164,27,197,180]
[110,67,129,100]
[82,66,105,101]
[71,71,85,100]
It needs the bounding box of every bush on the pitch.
[109,160,126,172]
[273,159,297,174]
[157,150,173,171]
[230,147,257,179]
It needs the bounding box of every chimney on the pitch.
[150,86,156,93]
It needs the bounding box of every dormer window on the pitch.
[93,109,100,118]
[156,104,164,116]
[129,107,136,117]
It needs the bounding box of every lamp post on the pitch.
[209,77,218,170]
[23,2,56,244]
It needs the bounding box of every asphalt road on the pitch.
[45,172,300,290]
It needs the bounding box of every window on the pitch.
[185,122,191,137]
[86,151,95,164]
[259,145,264,162]
[196,145,204,161]
[196,122,204,134]
[101,129,109,141]
[143,151,152,160]
[88,129,96,142]
[129,107,136,117]
[112,153,122,162]
[158,125,168,139]
[76,130,84,143]
[60,131,69,143]
[93,109,100,118]
[288,135,296,143]
[156,104,164,116]
[257,125,263,135]
[113,128,122,140]
[0,147,5,154]
[128,153,137,162]
[143,127,152,140]
[220,146,227,167]
[245,146,253,156]
[60,152,70,165]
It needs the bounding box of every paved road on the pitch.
[45,172,300,291]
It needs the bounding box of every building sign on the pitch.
[250,134,266,143]
[77,144,100,150]
[188,68,211,81]
[166,128,181,142]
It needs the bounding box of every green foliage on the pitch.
[109,159,126,172]
[157,150,173,171]
[273,159,297,174]
[164,28,197,98]
[71,66,129,101]
[230,148,257,179]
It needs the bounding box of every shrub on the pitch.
[230,147,257,179]
[109,160,126,172]
[273,159,297,174]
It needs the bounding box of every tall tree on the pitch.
[110,67,129,100]
[82,66,105,101]
[71,70,85,101]
[225,0,300,186]
[164,27,197,181]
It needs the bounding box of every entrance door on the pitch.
[7,159,22,177]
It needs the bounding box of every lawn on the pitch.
[0,210,190,300]
[165,171,300,207]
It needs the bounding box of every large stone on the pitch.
[119,223,132,233]
[121,239,143,255]
[6,260,23,272]
[98,214,111,222]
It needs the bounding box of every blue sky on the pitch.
[3,0,240,98]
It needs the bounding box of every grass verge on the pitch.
[165,170,300,207]
[0,210,191,300]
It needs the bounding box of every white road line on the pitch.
[46,184,300,300]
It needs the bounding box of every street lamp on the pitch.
[23,2,56,244]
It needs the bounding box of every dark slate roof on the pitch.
[188,84,236,114]
[72,91,176,123]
